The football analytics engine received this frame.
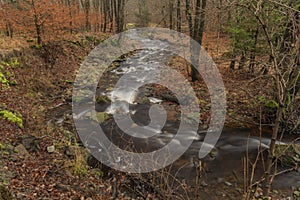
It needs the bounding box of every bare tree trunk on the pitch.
[112,0,117,32]
[66,0,73,33]
[32,0,42,44]
[109,0,114,32]
[84,0,91,31]
[249,28,259,74]
[176,0,181,32]
[193,0,201,41]
[263,106,283,195]
[198,0,206,46]
[116,0,125,32]
[190,0,207,82]
[169,0,173,30]
[93,0,99,32]
[161,6,167,28]
[238,52,246,70]
[114,0,119,32]
[185,0,193,36]
[103,0,108,32]
[5,21,13,38]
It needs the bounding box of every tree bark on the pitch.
[169,0,174,30]
[84,0,91,31]
[176,0,181,32]
[32,0,42,44]
[190,0,207,82]
[103,0,108,32]
[66,0,73,34]
[185,0,193,36]
[249,28,259,74]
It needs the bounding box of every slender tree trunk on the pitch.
[85,0,91,31]
[103,0,107,32]
[190,0,207,82]
[263,106,283,195]
[109,0,114,32]
[176,0,181,32]
[161,6,167,28]
[94,0,99,32]
[198,0,206,46]
[32,0,42,44]
[5,21,13,38]
[114,0,119,32]
[66,0,73,34]
[249,28,259,74]
[116,0,125,32]
[230,58,236,70]
[238,52,246,70]
[193,0,201,41]
[169,0,173,30]
[185,0,193,36]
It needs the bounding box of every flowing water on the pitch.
[51,29,299,198]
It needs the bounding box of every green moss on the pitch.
[0,59,19,88]
[0,110,23,128]
[73,163,88,177]
[26,39,34,43]
[8,58,20,68]
[31,44,42,49]
[95,95,111,104]
[94,169,103,177]
[72,147,89,177]
[0,72,9,86]
[65,80,74,84]
[140,97,150,104]
[96,112,110,123]
[85,35,95,42]
[265,100,279,109]
[209,149,218,158]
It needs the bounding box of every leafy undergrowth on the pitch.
[0,33,126,199]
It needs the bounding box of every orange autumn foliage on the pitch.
[0,0,106,43]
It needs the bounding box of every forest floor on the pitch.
[168,32,275,129]
[0,32,298,199]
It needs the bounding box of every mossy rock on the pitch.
[136,97,150,104]
[275,144,300,167]
[96,112,110,123]
[0,185,13,200]
[95,95,111,104]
